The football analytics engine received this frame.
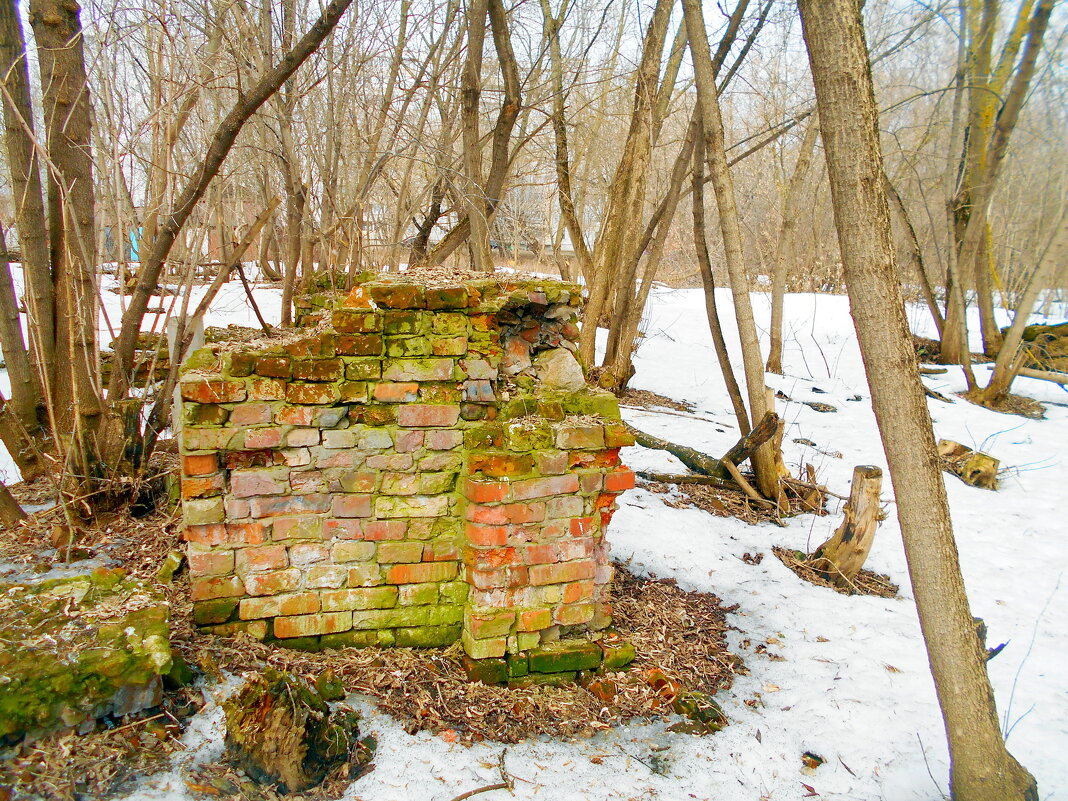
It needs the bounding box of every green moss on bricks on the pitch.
[394,624,461,647]
[462,655,508,684]
[528,640,603,673]
[0,573,172,740]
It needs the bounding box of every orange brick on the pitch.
[181,379,246,403]
[528,560,595,586]
[505,502,545,524]
[363,520,407,540]
[190,575,244,601]
[570,517,595,537]
[274,612,352,638]
[423,539,460,562]
[374,382,419,402]
[523,543,555,565]
[467,566,528,590]
[517,608,552,631]
[554,602,595,625]
[183,453,219,476]
[464,547,518,571]
[464,478,510,504]
[398,404,460,427]
[511,474,579,500]
[182,473,224,499]
[244,568,301,596]
[466,504,508,524]
[465,523,508,547]
[324,519,363,540]
[235,545,288,573]
[604,468,636,493]
[239,591,320,620]
[564,580,596,603]
[385,562,458,584]
[187,548,234,577]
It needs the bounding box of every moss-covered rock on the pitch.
[0,569,172,741]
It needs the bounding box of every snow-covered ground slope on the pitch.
[2,271,1065,799]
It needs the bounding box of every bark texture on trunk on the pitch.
[811,465,882,586]
[797,1,1037,798]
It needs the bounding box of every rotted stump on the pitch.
[222,667,373,794]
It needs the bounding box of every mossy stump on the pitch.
[222,668,372,794]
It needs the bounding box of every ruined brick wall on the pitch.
[179,277,635,666]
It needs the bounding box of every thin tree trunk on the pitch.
[797,2,1038,798]
[767,115,819,375]
[0,478,25,525]
[460,0,493,272]
[107,0,355,402]
[684,0,784,499]
[0,225,38,429]
[884,172,945,338]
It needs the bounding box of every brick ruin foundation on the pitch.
[178,275,637,682]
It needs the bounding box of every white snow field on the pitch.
[2,270,1065,799]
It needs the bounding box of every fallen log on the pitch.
[1017,367,1068,386]
[635,471,735,488]
[626,412,779,480]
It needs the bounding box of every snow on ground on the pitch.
[2,270,1066,799]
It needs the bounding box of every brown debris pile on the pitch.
[638,476,814,525]
[772,546,899,598]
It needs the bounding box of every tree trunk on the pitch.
[684,0,785,500]
[0,479,25,526]
[811,465,882,586]
[797,2,1038,798]
[0,225,39,430]
[460,0,493,272]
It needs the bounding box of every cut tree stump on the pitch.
[223,667,372,794]
[937,439,999,490]
[810,465,883,587]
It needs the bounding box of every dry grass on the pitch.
[772,546,899,599]
[638,476,821,526]
[618,388,695,413]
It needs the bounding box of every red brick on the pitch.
[505,502,545,524]
[466,504,508,524]
[275,611,352,638]
[190,575,245,601]
[523,543,555,565]
[469,453,534,477]
[332,310,380,333]
[181,380,246,404]
[465,522,509,547]
[394,430,425,453]
[369,283,425,309]
[254,356,292,378]
[230,402,273,426]
[248,378,286,400]
[243,427,284,449]
[512,474,580,500]
[235,545,288,573]
[337,334,384,356]
[244,568,302,596]
[467,566,528,589]
[465,547,518,570]
[579,472,603,493]
[363,520,407,541]
[231,468,288,497]
[292,358,343,381]
[563,579,596,603]
[517,608,552,631]
[225,450,281,469]
[276,405,315,425]
[182,473,224,499]
[385,562,458,584]
[340,286,375,309]
[423,539,460,561]
[556,537,595,562]
[397,404,460,427]
[289,542,330,565]
[283,332,335,357]
[554,602,595,626]
[227,522,270,544]
[285,382,341,405]
[239,591,320,619]
[425,429,463,450]
[464,478,510,504]
[467,610,514,639]
[535,451,569,475]
[332,494,373,518]
[528,560,595,585]
[184,453,219,476]
[324,519,364,540]
[569,517,595,537]
[188,548,234,577]
[605,468,636,492]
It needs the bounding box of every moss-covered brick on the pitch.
[517,608,552,631]
[438,580,468,605]
[180,380,246,404]
[184,402,230,426]
[382,310,422,335]
[332,310,381,334]
[334,471,377,493]
[248,378,287,400]
[184,496,225,526]
[460,404,488,421]
[282,332,335,358]
[385,336,430,358]
[430,335,468,356]
[286,382,341,405]
[336,381,367,402]
[554,602,595,626]
[344,358,381,380]
[461,630,507,659]
[382,358,455,382]
[255,356,292,378]
[320,586,398,612]
[370,283,425,309]
[504,420,553,451]
[348,404,396,426]
[271,635,322,651]
[181,346,220,374]
[193,598,239,625]
[190,574,244,601]
[336,334,383,356]
[599,637,636,670]
[464,423,504,449]
[398,582,439,605]
[528,640,602,673]
[603,423,635,448]
[562,391,619,418]
[376,541,424,564]
[292,358,343,381]
[425,286,471,310]
[466,609,515,639]
[431,313,468,335]
[331,541,376,563]
[394,624,461,647]
[319,629,379,649]
[239,591,319,620]
[556,425,606,450]
[351,604,462,630]
[225,351,256,377]
[275,611,352,638]
[506,653,529,678]
[385,562,457,584]
[347,563,385,587]
[462,655,508,684]
[469,453,535,478]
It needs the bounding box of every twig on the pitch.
[721,458,772,508]
[236,263,272,335]
[446,783,509,801]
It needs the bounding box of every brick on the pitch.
[272,515,324,540]
[336,333,383,356]
[335,471,377,493]
[332,310,380,333]
[362,520,407,540]
[292,358,343,381]
[536,451,569,476]
[275,611,351,638]
[382,358,455,382]
[193,598,239,625]
[225,497,251,518]
[183,428,238,451]
[254,356,292,378]
[465,523,509,547]
[556,538,595,562]
[563,580,596,603]
[317,450,360,468]
[283,332,335,358]
[517,608,552,631]
[418,452,462,472]
[374,382,418,402]
[466,609,515,639]
[324,519,364,540]
[604,424,636,448]
[230,467,289,497]
[306,565,348,589]
[380,472,420,496]
[579,471,603,493]
[466,547,520,571]
[226,522,270,544]
[467,566,527,590]
[226,351,256,377]
[235,544,288,573]
[570,517,595,537]
[332,541,376,562]
[182,473,224,499]
[466,504,508,524]
[425,286,471,309]
[425,429,463,450]
[398,404,460,428]
[376,541,423,563]
[241,589,320,619]
[556,425,605,450]
[289,542,330,565]
[393,430,424,453]
[358,429,393,449]
[244,427,285,449]
[286,383,341,405]
[462,379,494,402]
[230,402,273,426]
[375,495,450,518]
[554,603,595,626]
[187,547,234,577]
[287,428,321,447]
[464,478,510,504]
[249,494,331,517]
[184,496,225,526]
[524,543,555,565]
[431,313,467,335]
[462,630,507,659]
[529,560,595,586]
[385,562,458,584]
[291,471,328,493]
[546,495,583,519]
[183,453,219,476]
[244,568,302,596]
[512,474,580,500]
[225,450,281,469]
[432,335,468,356]
[190,574,244,601]
[399,583,439,605]
[370,284,425,309]
[248,378,287,401]
[347,564,384,586]
[423,538,460,562]
[181,379,246,404]
[470,453,534,478]
[605,468,636,492]
[276,405,315,425]
[185,403,230,426]
[345,359,381,381]
[332,494,373,518]
[505,502,545,524]
[321,587,398,612]
[280,448,311,467]
[386,336,431,358]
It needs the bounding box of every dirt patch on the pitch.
[772,546,899,599]
[619,388,696,413]
[961,389,1046,420]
